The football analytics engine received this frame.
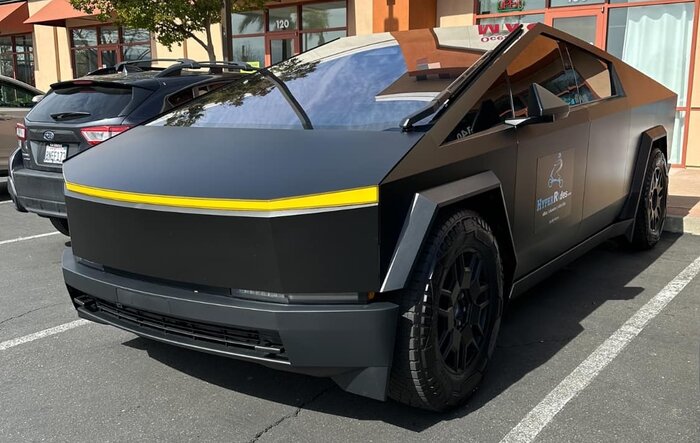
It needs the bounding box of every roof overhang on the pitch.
[24,0,94,27]
[0,1,32,35]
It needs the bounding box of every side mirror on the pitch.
[506,83,570,127]
[31,95,45,105]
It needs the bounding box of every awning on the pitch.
[24,0,93,27]
[0,1,32,35]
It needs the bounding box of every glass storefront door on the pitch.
[547,7,605,47]
[269,36,296,65]
[100,48,117,69]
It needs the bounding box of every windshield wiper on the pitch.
[227,61,313,130]
[256,67,313,130]
[51,111,91,121]
[400,25,524,132]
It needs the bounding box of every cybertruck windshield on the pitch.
[150,27,518,131]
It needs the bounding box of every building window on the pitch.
[0,34,34,86]
[70,25,151,77]
[606,2,694,164]
[230,1,348,67]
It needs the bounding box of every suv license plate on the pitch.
[44,144,68,164]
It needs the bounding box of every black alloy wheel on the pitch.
[631,148,668,249]
[436,249,493,374]
[647,161,667,235]
[389,210,504,411]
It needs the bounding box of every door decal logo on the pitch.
[536,149,574,232]
[548,153,564,188]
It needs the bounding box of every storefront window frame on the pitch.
[474,0,698,166]
[228,1,348,67]
[0,33,35,86]
[69,24,152,78]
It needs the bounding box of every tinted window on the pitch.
[0,81,34,108]
[565,44,614,104]
[27,85,133,122]
[152,44,464,131]
[444,73,513,143]
[507,35,578,116]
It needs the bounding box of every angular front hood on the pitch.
[62,126,422,293]
[63,126,422,206]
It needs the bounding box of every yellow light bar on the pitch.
[65,181,379,212]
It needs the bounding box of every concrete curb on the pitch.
[665,215,700,236]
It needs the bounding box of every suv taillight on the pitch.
[16,123,26,141]
[80,125,131,146]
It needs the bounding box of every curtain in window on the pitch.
[609,3,694,163]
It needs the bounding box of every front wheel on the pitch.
[388,210,504,411]
[50,217,70,236]
[630,148,667,249]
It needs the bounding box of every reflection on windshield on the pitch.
[150,30,493,131]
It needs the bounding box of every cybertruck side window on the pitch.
[563,44,615,104]
[507,35,578,116]
[443,72,513,144]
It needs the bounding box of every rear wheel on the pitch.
[388,210,504,411]
[50,217,70,236]
[630,148,667,249]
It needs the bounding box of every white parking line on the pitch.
[0,200,13,205]
[500,255,700,443]
[0,232,60,246]
[0,319,89,351]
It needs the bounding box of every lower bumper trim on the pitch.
[11,166,66,217]
[76,306,291,366]
[63,248,399,401]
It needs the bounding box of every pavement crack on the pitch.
[248,385,333,442]
[0,302,64,328]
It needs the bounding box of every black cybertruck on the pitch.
[62,24,675,411]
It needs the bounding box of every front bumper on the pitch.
[10,160,66,218]
[62,249,399,400]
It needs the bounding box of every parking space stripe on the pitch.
[0,200,13,205]
[0,232,60,246]
[0,319,89,351]
[500,255,700,443]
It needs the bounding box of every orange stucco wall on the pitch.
[373,0,437,33]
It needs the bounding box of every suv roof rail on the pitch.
[86,58,255,78]
[155,60,254,77]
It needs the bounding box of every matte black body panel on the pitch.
[64,126,422,199]
[64,249,398,400]
[619,125,670,222]
[66,195,381,293]
[380,171,508,292]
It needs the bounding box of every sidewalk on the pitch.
[666,167,700,235]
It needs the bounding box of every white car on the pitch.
[0,75,42,180]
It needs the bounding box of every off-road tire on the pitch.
[630,148,667,249]
[388,210,504,411]
[50,217,70,236]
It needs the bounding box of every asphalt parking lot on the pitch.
[0,190,698,443]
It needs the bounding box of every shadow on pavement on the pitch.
[122,234,680,432]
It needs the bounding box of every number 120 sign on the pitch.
[276,19,291,29]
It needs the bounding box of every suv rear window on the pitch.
[27,85,133,123]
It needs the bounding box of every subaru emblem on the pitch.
[43,131,55,141]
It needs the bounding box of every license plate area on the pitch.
[43,143,68,164]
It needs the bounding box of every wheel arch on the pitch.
[380,171,517,296]
[619,126,668,240]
